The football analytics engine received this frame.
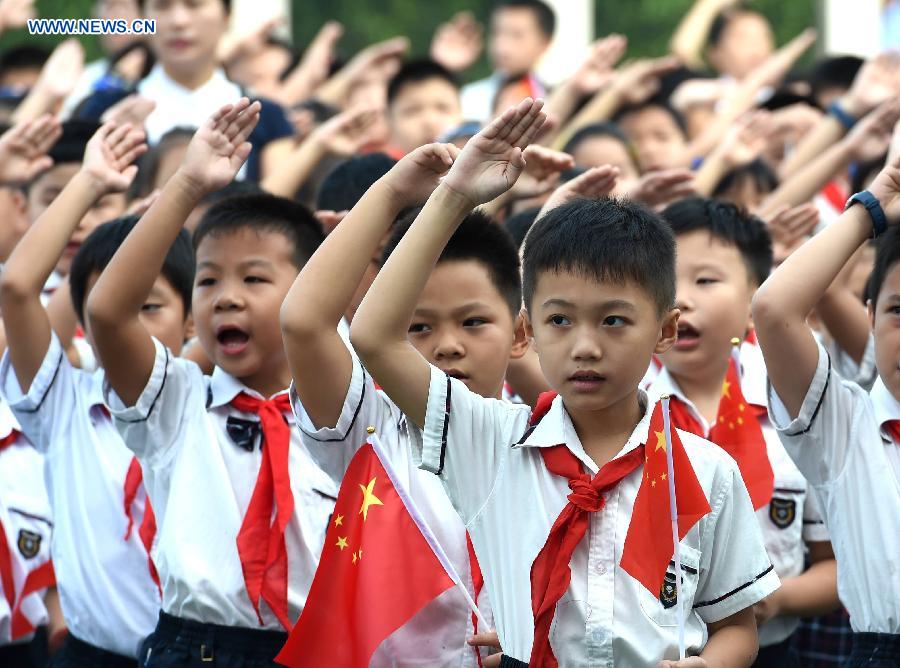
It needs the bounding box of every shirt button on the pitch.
[592,628,606,644]
[594,563,607,575]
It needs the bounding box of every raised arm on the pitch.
[752,154,900,417]
[87,99,260,406]
[281,141,459,428]
[350,98,546,426]
[0,120,144,392]
[668,0,736,69]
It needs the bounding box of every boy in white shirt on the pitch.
[87,98,335,666]
[350,97,779,666]
[0,121,184,665]
[281,143,530,665]
[752,148,900,664]
[648,197,839,665]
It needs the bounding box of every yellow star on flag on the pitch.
[722,379,731,399]
[352,551,358,565]
[334,514,344,527]
[358,478,384,522]
[336,536,348,551]
[655,430,667,452]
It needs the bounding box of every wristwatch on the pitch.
[845,190,887,238]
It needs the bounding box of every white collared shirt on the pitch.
[0,401,51,645]
[0,332,160,656]
[418,364,778,666]
[104,337,336,630]
[647,343,828,647]
[290,352,491,668]
[768,341,900,633]
[137,66,244,175]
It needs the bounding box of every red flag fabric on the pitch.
[620,402,711,595]
[668,358,774,510]
[276,441,455,668]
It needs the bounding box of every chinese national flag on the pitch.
[708,358,774,510]
[275,440,455,668]
[620,402,711,594]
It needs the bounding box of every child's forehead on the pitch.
[420,259,508,308]
[531,268,655,306]
[30,162,80,189]
[195,226,295,265]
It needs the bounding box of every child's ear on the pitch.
[184,313,196,340]
[510,311,530,360]
[655,307,680,354]
[521,307,537,353]
[867,299,876,330]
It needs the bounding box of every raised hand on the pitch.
[611,56,680,106]
[278,21,344,105]
[845,98,900,163]
[719,110,773,167]
[539,165,620,217]
[311,107,380,157]
[764,203,819,264]
[81,121,147,194]
[868,152,900,223]
[843,52,900,117]
[430,11,483,72]
[0,0,35,33]
[572,34,628,95]
[625,169,696,209]
[442,97,547,206]
[32,39,84,101]
[178,98,261,194]
[101,94,156,128]
[509,145,575,198]
[0,114,61,182]
[383,142,460,207]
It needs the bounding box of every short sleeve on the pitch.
[0,331,73,453]
[767,342,864,486]
[419,364,530,524]
[290,354,399,483]
[693,458,781,623]
[103,337,204,465]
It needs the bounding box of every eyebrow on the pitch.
[413,301,494,318]
[540,298,636,312]
[196,258,275,272]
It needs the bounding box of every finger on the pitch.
[481,101,526,142]
[112,129,145,160]
[207,103,235,133]
[25,156,53,179]
[230,107,261,147]
[217,98,250,132]
[226,101,262,140]
[516,110,548,150]
[119,142,148,167]
[233,141,253,165]
[506,98,544,147]
[483,654,502,668]
[467,633,500,647]
[119,164,139,186]
[104,121,133,150]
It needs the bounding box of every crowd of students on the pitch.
[0,0,897,666]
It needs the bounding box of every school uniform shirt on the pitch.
[646,343,829,647]
[103,337,337,630]
[768,341,900,633]
[0,403,52,645]
[290,352,492,668]
[0,332,160,657]
[826,332,878,392]
[418,364,779,665]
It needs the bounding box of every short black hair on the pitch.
[869,226,900,306]
[522,198,675,315]
[614,97,688,138]
[662,196,773,286]
[808,55,864,103]
[128,126,195,198]
[316,153,397,212]
[712,158,779,200]
[70,215,194,324]
[493,0,556,39]
[192,193,324,269]
[200,179,264,207]
[387,59,460,107]
[504,206,542,249]
[47,119,101,166]
[382,209,522,315]
[0,45,50,83]
[562,122,634,160]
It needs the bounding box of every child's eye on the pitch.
[463,318,487,327]
[696,277,718,286]
[196,277,216,287]
[548,315,570,326]
[890,306,900,316]
[245,275,267,284]
[141,303,162,312]
[408,323,430,334]
[603,315,627,327]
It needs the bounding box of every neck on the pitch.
[565,389,644,468]
[163,61,217,90]
[669,356,730,424]
[238,365,293,400]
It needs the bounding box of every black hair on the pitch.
[759,90,816,112]
[107,40,156,82]
[808,55,864,103]
[128,126,195,199]
[869,226,900,306]
[382,209,522,316]
[522,198,675,315]
[505,206,542,250]
[707,6,763,49]
[316,153,397,212]
[712,158,779,200]
[200,179,264,206]
[387,59,460,106]
[562,122,634,160]
[662,196,773,286]
[45,119,101,166]
[70,215,194,323]
[0,46,50,84]
[261,36,301,83]
[493,0,556,39]
[614,97,688,138]
[192,193,324,269]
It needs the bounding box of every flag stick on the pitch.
[367,429,491,631]
[661,396,686,659]
[731,337,743,382]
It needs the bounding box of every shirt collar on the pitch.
[87,368,107,410]
[206,366,289,409]
[515,390,653,474]
[140,63,232,98]
[870,377,900,439]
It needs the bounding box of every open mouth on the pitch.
[216,326,250,356]
[674,322,701,351]
[568,370,605,391]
